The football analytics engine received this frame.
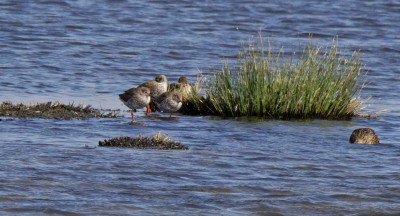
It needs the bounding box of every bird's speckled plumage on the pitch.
[168,76,191,97]
[139,75,168,98]
[119,86,151,121]
[155,91,183,116]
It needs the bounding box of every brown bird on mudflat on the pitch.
[349,128,380,144]
[155,91,183,118]
[119,86,151,122]
[139,75,168,112]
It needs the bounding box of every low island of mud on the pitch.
[0,101,121,120]
[99,132,188,150]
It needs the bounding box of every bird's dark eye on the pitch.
[156,76,163,82]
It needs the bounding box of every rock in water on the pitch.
[349,128,379,144]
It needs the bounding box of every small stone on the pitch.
[349,128,379,144]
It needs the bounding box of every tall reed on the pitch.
[186,36,369,119]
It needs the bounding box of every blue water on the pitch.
[1,0,400,215]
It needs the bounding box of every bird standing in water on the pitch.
[155,91,183,117]
[119,86,151,122]
[139,75,168,112]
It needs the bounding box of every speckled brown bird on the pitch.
[349,128,380,144]
[139,75,168,112]
[119,86,151,121]
[155,91,183,117]
[169,76,189,91]
[168,76,192,100]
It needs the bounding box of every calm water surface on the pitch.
[1,0,400,215]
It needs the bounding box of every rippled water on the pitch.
[1,0,400,215]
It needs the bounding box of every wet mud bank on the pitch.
[0,102,121,120]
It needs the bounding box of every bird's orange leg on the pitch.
[146,104,152,113]
[131,110,135,122]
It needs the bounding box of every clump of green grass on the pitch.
[98,132,188,150]
[0,101,121,119]
[185,35,369,119]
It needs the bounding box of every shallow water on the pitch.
[1,0,400,215]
